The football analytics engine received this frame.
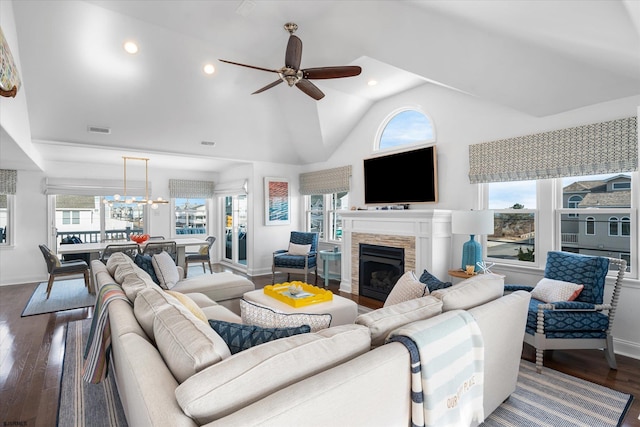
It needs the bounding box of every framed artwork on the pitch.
[264,177,290,225]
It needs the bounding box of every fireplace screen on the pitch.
[359,243,404,302]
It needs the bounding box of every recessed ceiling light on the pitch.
[368,80,378,86]
[123,41,138,54]
[203,64,215,75]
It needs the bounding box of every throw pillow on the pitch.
[198,245,209,255]
[208,319,310,355]
[152,251,180,289]
[419,269,453,292]
[134,253,160,284]
[240,299,332,332]
[166,291,208,323]
[288,242,311,256]
[45,247,61,268]
[384,270,428,307]
[531,278,584,303]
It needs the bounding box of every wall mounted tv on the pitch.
[363,145,438,205]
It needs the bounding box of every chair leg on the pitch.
[207,260,212,273]
[201,262,206,273]
[604,334,617,370]
[46,274,55,299]
[535,348,544,373]
[83,270,90,292]
[184,263,189,277]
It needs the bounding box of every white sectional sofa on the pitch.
[91,254,531,427]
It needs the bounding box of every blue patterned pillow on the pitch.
[135,254,160,285]
[208,320,310,355]
[419,269,452,292]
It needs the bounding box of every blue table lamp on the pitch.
[451,210,494,272]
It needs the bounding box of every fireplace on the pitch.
[359,243,404,302]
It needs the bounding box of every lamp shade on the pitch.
[451,210,494,235]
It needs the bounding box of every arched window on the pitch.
[377,108,435,151]
[568,195,582,218]
[585,216,595,235]
[621,216,630,236]
[609,216,619,236]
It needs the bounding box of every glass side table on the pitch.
[319,250,341,288]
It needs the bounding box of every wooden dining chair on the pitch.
[38,244,90,299]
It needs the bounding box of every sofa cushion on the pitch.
[175,324,371,424]
[384,270,428,307]
[113,262,136,285]
[419,269,453,292]
[209,320,311,354]
[172,272,255,302]
[165,291,208,323]
[240,299,331,332]
[153,302,231,383]
[106,252,135,276]
[152,251,180,289]
[530,278,584,303]
[430,273,504,311]
[121,271,155,302]
[356,296,443,347]
[134,287,179,341]
[135,253,160,284]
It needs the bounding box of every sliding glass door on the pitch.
[222,194,247,267]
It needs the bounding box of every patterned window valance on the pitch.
[299,165,352,195]
[0,169,17,194]
[169,179,215,198]
[468,117,638,184]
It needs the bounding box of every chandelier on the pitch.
[105,156,169,209]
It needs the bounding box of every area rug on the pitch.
[21,278,95,316]
[481,360,633,427]
[58,319,128,426]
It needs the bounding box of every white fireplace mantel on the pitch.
[339,209,452,294]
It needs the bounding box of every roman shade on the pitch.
[299,165,352,195]
[169,179,215,198]
[468,116,638,184]
[43,178,148,196]
[0,169,17,195]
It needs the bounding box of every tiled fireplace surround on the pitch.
[339,210,452,295]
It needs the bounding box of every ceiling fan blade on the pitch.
[252,79,283,95]
[303,66,362,80]
[285,35,302,70]
[219,59,279,74]
[296,79,325,100]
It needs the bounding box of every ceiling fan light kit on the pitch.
[219,22,361,100]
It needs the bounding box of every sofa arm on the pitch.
[177,266,185,280]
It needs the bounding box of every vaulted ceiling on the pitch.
[5,0,640,171]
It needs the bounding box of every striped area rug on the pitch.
[482,360,633,427]
[58,319,128,426]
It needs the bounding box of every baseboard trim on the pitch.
[614,337,640,360]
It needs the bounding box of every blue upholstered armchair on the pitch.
[272,231,319,284]
[507,251,626,373]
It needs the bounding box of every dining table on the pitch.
[57,237,209,269]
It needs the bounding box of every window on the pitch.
[305,192,349,242]
[0,194,13,245]
[62,210,80,225]
[377,109,435,151]
[567,195,582,218]
[486,181,537,264]
[585,217,595,235]
[560,172,633,273]
[174,198,208,235]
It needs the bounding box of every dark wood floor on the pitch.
[1,268,638,427]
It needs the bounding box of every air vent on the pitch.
[201,141,216,147]
[87,126,111,134]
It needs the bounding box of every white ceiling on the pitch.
[5,0,640,172]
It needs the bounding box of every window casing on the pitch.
[305,192,349,242]
[0,194,14,246]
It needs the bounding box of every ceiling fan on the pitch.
[219,22,361,100]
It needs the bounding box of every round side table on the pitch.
[319,250,341,288]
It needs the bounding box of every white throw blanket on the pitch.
[388,310,484,427]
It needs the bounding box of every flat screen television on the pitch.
[363,145,438,205]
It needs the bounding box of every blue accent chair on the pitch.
[272,232,319,284]
[506,251,626,373]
